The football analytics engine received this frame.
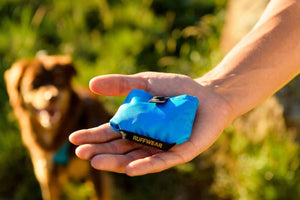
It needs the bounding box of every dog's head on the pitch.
[5,55,76,130]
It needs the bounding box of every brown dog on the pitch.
[5,55,112,200]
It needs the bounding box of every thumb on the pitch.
[89,74,148,96]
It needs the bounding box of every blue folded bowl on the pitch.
[110,89,198,150]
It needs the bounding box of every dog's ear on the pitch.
[56,57,77,82]
[41,55,77,79]
[4,59,30,108]
[59,56,77,78]
[64,62,77,79]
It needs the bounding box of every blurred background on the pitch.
[0,0,299,199]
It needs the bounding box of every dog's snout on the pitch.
[44,87,59,101]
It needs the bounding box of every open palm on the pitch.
[69,72,233,176]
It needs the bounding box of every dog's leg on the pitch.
[30,153,61,200]
[90,168,113,200]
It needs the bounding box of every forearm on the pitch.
[197,0,300,119]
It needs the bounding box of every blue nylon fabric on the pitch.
[110,89,199,145]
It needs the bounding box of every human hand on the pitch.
[69,72,233,176]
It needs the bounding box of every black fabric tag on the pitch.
[119,129,175,151]
[148,96,169,104]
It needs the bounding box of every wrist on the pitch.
[194,76,237,125]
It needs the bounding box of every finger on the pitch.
[75,139,143,160]
[90,148,155,173]
[89,74,147,96]
[69,123,120,145]
[125,143,195,176]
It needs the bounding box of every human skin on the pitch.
[69,0,300,176]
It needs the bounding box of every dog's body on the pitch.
[5,55,112,200]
